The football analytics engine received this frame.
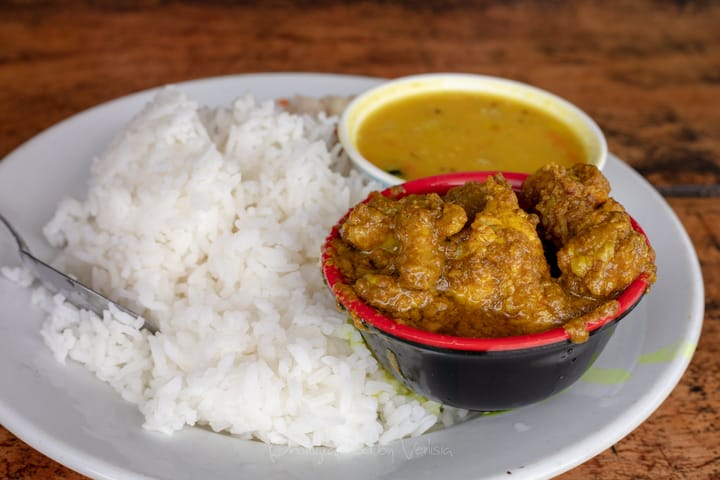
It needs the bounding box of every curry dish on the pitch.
[329,164,656,343]
[355,91,587,179]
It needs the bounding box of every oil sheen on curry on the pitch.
[329,164,657,343]
[355,91,587,180]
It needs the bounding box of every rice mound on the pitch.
[22,89,466,451]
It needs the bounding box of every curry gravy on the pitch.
[330,165,656,343]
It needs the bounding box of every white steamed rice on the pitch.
[3,88,467,452]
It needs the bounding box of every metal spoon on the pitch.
[0,213,155,333]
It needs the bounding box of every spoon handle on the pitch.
[0,213,154,332]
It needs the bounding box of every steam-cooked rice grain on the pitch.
[9,89,468,452]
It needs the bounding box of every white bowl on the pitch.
[338,73,608,186]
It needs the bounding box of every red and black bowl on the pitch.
[321,172,652,411]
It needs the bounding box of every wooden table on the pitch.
[1,1,718,478]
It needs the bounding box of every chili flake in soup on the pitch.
[355,91,587,180]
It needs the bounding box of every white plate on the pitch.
[0,73,704,480]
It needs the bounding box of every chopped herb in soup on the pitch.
[355,91,587,180]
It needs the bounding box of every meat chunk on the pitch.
[445,176,547,308]
[521,164,657,298]
[341,189,466,300]
[557,199,657,297]
[520,163,610,245]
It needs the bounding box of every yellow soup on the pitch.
[355,91,587,180]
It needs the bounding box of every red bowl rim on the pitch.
[321,171,652,352]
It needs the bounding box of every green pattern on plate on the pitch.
[580,367,632,385]
[638,340,696,364]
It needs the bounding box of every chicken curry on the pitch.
[329,164,656,343]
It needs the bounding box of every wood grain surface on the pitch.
[1,1,718,478]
